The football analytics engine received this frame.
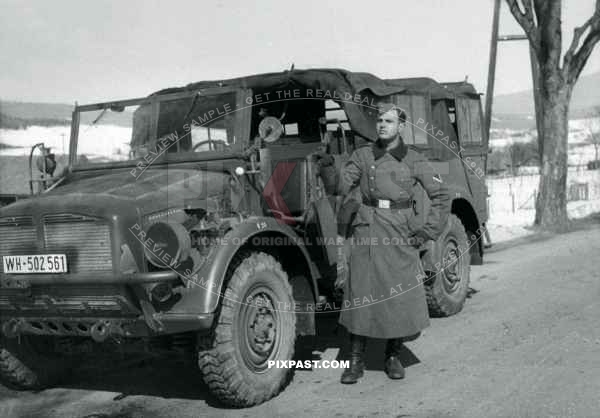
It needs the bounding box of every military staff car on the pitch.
[0,69,489,406]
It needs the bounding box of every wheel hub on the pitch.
[249,303,276,353]
[240,289,280,371]
[442,241,462,291]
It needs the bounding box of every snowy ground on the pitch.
[486,168,600,244]
[0,125,131,159]
[490,116,599,148]
[485,116,600,243]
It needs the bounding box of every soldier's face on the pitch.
[376,110,404,142]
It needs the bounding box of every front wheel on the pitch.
[197,252,296,407]
[425,214,471,317]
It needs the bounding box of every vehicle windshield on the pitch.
[73,92,240,168]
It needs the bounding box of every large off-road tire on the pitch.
[425,214,471,317]
[0,336,70,390]
[197,252,296,407]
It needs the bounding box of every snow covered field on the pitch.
[0,126,71,155]
[490,116,599,148]
[486,169,600,242]
[0,124,132,159]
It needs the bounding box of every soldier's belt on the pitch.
[362,197,412,210]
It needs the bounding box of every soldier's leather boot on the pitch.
[384,338,406,379]
[340,334,367,384]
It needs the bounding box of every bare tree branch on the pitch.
[505,0,539,51]
[521,0,535,23]
[566,1,600,84]
[563,17,594,66]
[569,30,600,83]
[563,1,600,76]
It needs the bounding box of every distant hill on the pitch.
[0,101,74,121]
[493,71,600,116]
[0,112,69,129]
[0,100,133,128]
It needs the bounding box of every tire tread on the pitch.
[425,214,471,317]
[197,252,296,407]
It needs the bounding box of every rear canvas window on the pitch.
[456,98,483,145]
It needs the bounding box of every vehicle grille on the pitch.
[43,214,113,273]
[0,217,36,273]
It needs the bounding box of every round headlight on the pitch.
[143,222,190,268]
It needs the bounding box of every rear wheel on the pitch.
[197,252,296,407]
[425,214,471,317]
[0,336,70,390]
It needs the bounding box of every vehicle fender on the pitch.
[419,184,483,270]
[179,216,319,314]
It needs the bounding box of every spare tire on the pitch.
[425,214,471,317]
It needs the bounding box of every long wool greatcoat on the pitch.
[337,139,450,339]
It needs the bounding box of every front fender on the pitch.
[171,216,319,316]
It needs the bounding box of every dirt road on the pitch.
[1,222,600,418]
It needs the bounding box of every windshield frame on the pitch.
[69,86,250,172]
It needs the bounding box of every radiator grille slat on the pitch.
[0,220,37,273]
[44,217,113,273]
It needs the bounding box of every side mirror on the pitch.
[35,147,57,176]
[29,143,61,195]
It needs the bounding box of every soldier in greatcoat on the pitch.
[336,103,450,384]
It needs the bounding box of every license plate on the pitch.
[2,254,68,274]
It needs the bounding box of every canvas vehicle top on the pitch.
[0,68,489,407]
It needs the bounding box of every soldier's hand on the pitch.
[312,150,334,167]
[409,229,431,248]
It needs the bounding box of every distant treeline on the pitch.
[0,112,70,129]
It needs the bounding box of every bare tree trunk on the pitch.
[534,86,571,230]
[505,0,600,231]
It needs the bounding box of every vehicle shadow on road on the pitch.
[295,311,421,372]
[60,356,220,405]
[53,311,423,406]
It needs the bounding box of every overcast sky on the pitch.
[1,0,599,104]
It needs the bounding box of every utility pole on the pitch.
[485,0,542,147]
[484,0,501,143]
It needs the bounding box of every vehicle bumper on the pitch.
[0,270,179,287]
[0,271,215,338]
[0,313,215,339]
